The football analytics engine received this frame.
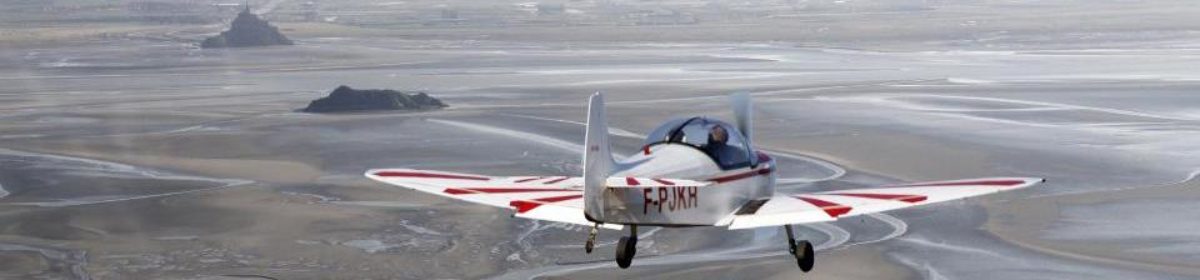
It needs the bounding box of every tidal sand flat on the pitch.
[4,1,1200,279]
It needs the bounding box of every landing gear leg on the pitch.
[585,223,599,254]
[615,225,638,269]
[785,225,815,272]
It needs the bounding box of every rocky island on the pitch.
[303,86,448,113]
[201,7,293,48]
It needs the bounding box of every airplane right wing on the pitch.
[727,177,1043,229]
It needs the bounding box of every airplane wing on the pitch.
[366,168,707,230]
[726,177,1043,229]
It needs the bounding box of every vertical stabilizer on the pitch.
[582,92,616,222]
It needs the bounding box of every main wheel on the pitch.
[615,236,637,269]
[585,238,595,254]
[793,240,815,272]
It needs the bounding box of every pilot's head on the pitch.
[709,125,728,144]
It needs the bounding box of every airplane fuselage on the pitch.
[591,143,777,226]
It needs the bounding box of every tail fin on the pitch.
[731,92,756,166]
[582,92,616,222]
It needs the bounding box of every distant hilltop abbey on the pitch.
[201,5,293,48]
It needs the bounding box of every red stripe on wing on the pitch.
[514,177,544,183]
[544,177,570,184]
[827,193,927,203]
[795,196,852,218]
[626,177,640,186]
[897,179,1026,187]
[442,188,580,195]
[509,194,584,213]
[509,201,541,213]
[533,194,583,203]
[652,178,675,186]
[375,171,490,181]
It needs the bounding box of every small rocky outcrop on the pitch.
[303,86,447,113]
[201,7,293,48]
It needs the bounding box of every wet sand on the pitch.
[4,1,1200,279]
[986,175,1200,277]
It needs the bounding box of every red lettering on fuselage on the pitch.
[657,187,668,213]
[672,186,685,210]
[641,186,700,214]
[689,186,698,208]
[643,188,653,214]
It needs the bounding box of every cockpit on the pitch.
[644,117,755,170]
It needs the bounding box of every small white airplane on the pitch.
[366,93,1042,271]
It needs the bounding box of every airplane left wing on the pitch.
[365,168,613,228]
[727,177,1043,229]
[367,168,702,230]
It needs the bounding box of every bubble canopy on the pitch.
[644,117,754,170]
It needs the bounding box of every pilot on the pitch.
[705,125,731,164]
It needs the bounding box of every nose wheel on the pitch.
[615,225,638,269]
[785,225,815,272]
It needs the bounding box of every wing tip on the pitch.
[1017,177,1046,188]
[363,169,388,181]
